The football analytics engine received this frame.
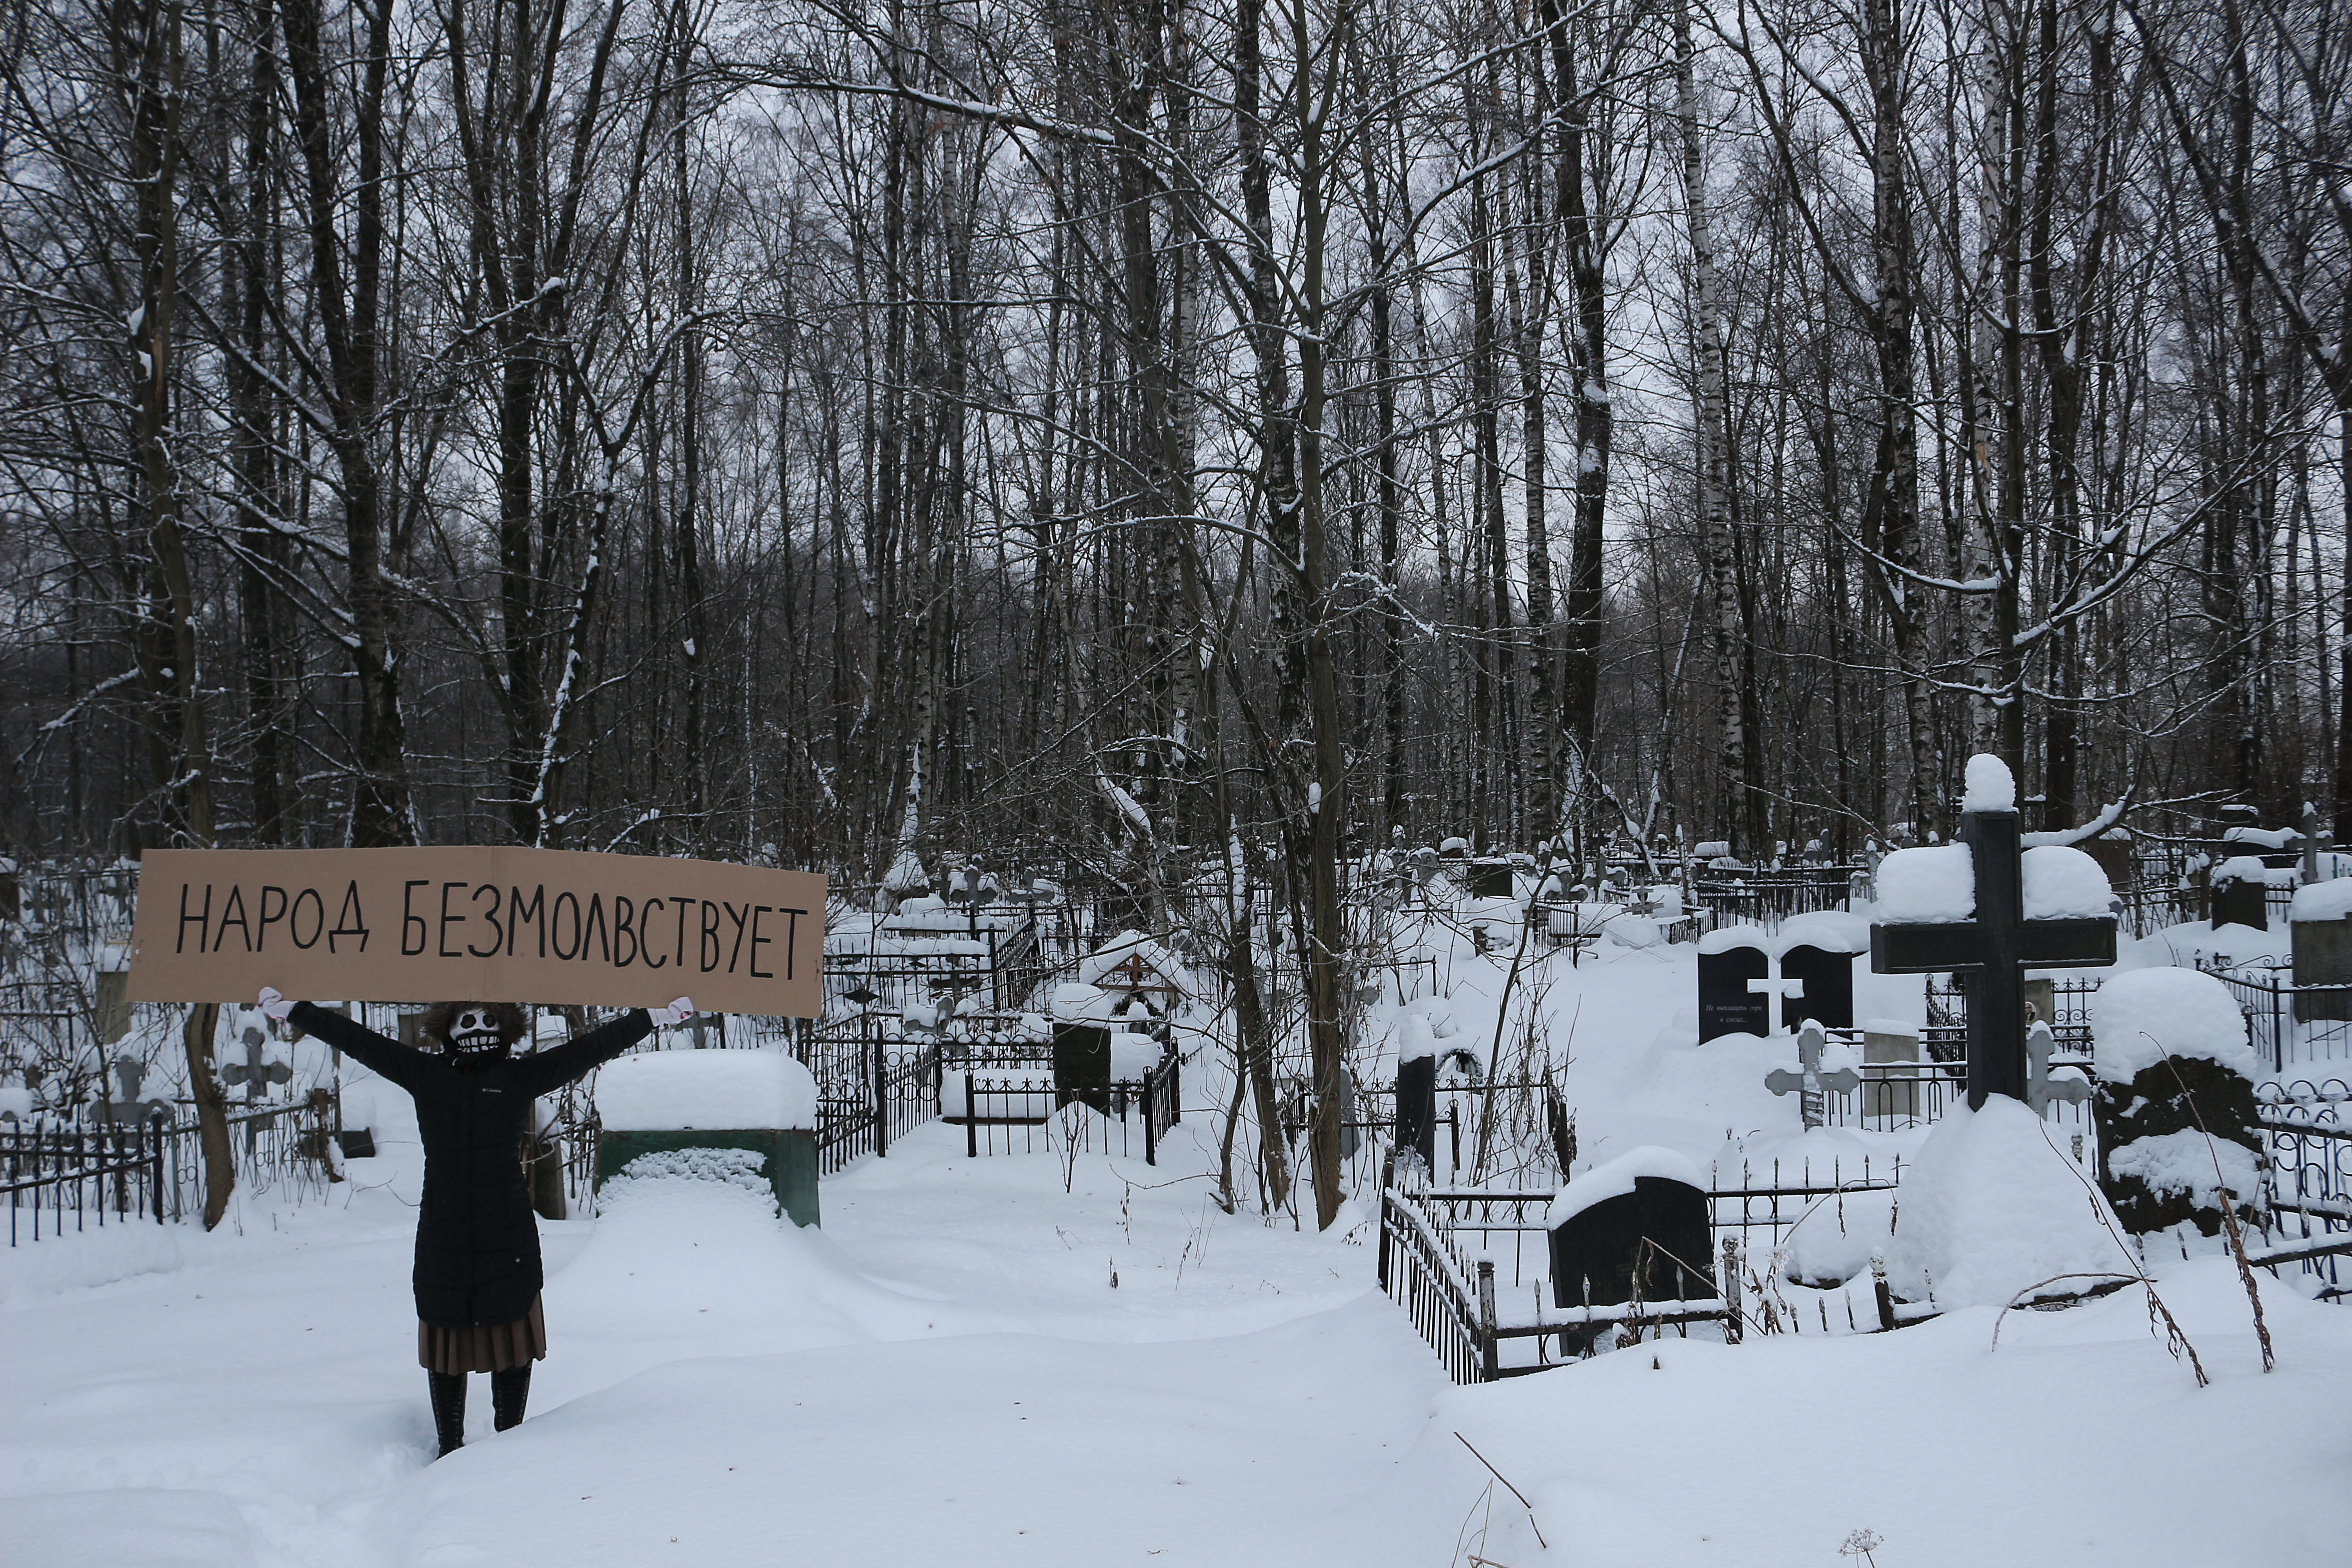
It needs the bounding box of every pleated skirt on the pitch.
[417,1295,547,1374]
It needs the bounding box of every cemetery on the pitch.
[3,760,2350,1566]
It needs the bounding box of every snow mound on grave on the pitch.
[594,1049,817,1131]
[1394,1011,1438,1064]
[2104,1129,2259,1213]
[1962,753,2017,813]
[1547,1146,1705,1229]
[2091,965,2256,1083]
[1884,1098,2128,1307]
[1874,843,1974,923]
[2289,877,2352,923]
[1697,921,1769,956]
[2020,844,2113,919]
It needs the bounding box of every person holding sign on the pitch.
[259,986,693,1458]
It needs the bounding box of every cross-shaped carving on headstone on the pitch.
[1764,1021,1860,1130]
[2024,1021,2092,1118]
[1748,972,1806,1032]
[1869,799,2116,1109]
[220,1021,293,1103]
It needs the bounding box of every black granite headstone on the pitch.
[2210,872,2268,931]
[1776,945,1856,1032]
[1467,860,1514,898]
[1549,1177,1718,1310]
[1393,1053,1436,1171]
[1696,944,1769,1042]
[1052,1022,1111,1113]
[2094,1056,2262,1238]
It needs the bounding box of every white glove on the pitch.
[652,997,695,1028]
[258,987,295,1023]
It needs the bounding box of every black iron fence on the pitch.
[4,1098,333,1244]
[2198,963,2352,1073]
[1377,1166,1746,1383]
[2260,1079,2349,1298]
[949,1049,1183,1165]
[1689,868,1864,931]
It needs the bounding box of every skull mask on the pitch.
[426,1000,523,1068]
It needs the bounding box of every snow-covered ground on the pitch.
[5,922,2348,1567]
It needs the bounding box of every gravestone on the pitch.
[220,1023,293,1104]
[2090,968,2262,1241]
[1862,1019,1923,1120]
[2021,976,2055,1031]
[1052,1021,1112,1114]
[1466,860,1514,898]
[93,970,132,1044]
[1776,944,1856,1032]
[91,1056,172,1127]
[2290,880,2352,1021]
[1696,941,1769,1043]
[593,1051,821,1227]
[2210,866,2268,931]
[1870,764,2117,1108]
[1548,1150,1717,1332]
[1764,1021,1860,1130]
[1392,1051,1436,1171]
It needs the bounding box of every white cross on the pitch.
[1764,1021,1860,1130]
[1748,972,1806,1034]
[2024,1021,2092,1118]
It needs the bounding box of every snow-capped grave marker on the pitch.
[2210,860,2268,931]
[220,1018,292,1103]
[2089,966,2263,1243]
[1764,1021,1859,1131]
[593,1050,821,1227]
[92,1055,172,1127]
[1775,939,1857,1032]
[2288,875,2352,1022]
[1695,937,1769,1043]
[1546,1148,1717,1344]
[1393,1022,1437,1172]
[1869,755,2116,1109]
[2023,1021,2090,1118]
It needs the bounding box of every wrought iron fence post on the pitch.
[1476,1259,1498,1382]
[966,1073,979,1160]
[1721,1237,1743,1343]
[872,1039,889,1159]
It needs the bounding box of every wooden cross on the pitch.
[220,1022,293,1103]
[2024,1021,2092,1118]
[1764,1021,1860,1130]
[1869,806,2115,1109]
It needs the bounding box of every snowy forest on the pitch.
[6,0,2352,880]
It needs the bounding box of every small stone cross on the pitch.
[97,1055,173,1125]
[1765,1021,1860,1130]
[220,1022,293,1103]
[1748,973,1806,1029]
[2024,1021,2091,1118]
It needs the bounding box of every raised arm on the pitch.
[516,1007,656,1095]
[275,995,432,1091]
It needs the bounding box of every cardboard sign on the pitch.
[127,848,825,1016]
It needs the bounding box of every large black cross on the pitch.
[1869,807,2115,1109]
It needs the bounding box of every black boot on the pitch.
[491,1365,531,1432]
[427,1371,467,1457]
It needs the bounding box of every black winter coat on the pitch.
[292,1002,652,1327]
